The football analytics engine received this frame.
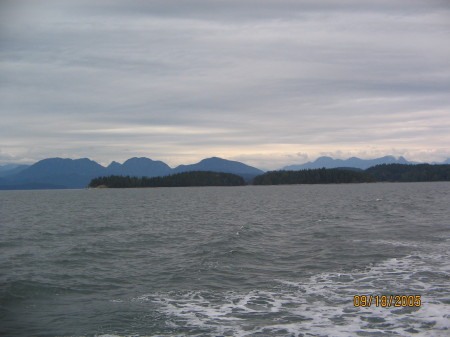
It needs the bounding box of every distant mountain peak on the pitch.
[107,161,121,168]
[0,164,30,177]
[124,156,154,162]
[282,155,417,171]
[109,157,172,177]
[173,157,264,181]
[200,157,240,164]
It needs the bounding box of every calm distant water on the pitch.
[1,183,449,337]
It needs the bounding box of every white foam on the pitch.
[136,239,450,336]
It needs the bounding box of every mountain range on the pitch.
[282,155,416,170]
[0,157,263,190]
[0,155,449,190]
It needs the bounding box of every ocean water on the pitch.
[0,182,449,337]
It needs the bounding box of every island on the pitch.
[252,164,450,185]
[365,163,450,182]
[252,168,375,185]
[88,171,245,188]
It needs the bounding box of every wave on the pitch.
[133,239,450,336]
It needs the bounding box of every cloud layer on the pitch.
[1,0,449,168]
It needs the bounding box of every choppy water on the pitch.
[0,182,449,336]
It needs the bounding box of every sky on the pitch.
[1,0,450,170]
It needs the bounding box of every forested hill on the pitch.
[252,168,375,185]
[366,164,450,182]
[88,171,245,188]
[252,164,450,185]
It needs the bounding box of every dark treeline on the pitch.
[88,171,245,188]
[366,164,450,182]
[253,164,450,185]
[252,168,375,185]
[88,164,450,188]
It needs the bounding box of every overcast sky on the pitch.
[1,0,449,169]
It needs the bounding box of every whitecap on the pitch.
[140,244,450,336]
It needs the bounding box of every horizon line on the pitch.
[2,154,449,170]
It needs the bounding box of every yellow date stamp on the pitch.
[354,295,421,307]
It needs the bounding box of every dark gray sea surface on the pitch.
[0,182,449,337]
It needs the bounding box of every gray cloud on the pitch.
[1,0,449,168]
